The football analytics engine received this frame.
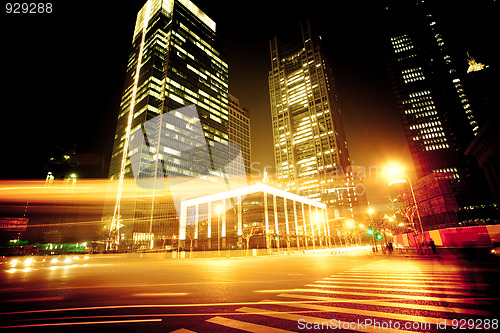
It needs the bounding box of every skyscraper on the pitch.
[268,20,360,217]
[228,94,251,179]
[106,0,229,249]
[383,0,495,226]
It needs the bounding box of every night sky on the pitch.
[0,0,496,206]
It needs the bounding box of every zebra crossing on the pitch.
[190,261,497,332]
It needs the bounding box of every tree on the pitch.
[241,225,260,256]
[185,224,196,258]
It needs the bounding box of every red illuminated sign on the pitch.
[0,217,29,231]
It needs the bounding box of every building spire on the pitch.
[467,52,488,73]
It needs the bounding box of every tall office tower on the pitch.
[107,0,229,249]
[268,21,360,217]
[383,1,494,226]
[228,94,251,179]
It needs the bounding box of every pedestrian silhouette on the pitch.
[387,242,393,255]
[429,239,437,254]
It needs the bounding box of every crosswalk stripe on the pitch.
[336,273,464,280]
[263,298,462,328]
[235,306,415,333]
[341,270,464,275]
[275,294,492,316]
[347,270,463,274]
[130,293,189,297]
[305,284,471,296]
[255,288,489,303]
[326,276,467,283]
[317,279,476,289]
[206,316,296,333]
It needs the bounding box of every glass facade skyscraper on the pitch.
[107,0,229,249]
[383,0,495,226]
[268,20,360,217]
[383,2,478,181]
[110,0,228,181]
[228,94,251,178]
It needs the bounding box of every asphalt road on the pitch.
[1,252,499,332]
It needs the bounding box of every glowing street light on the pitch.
[386,165,427,255]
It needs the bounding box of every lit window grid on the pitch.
[228,98,251,176]
[134,0,215,41]
[269,38,356,215]
[390,34,414,53]
[402,67,425,83]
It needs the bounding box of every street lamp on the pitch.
[314,213,322,248]
[367,207,377,252]
[387,166,427,254]
[216,205,222,257]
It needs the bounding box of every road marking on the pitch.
[305,284,471,295]
[255,288,492,303]
[130,293,189,297]
[347,270,463,274]
[348,270,463,275]
[0,281,285,293]
[0,319,162,329]
[235,306,415,333]
[337,272,464,279]
[3,298,405,316]
[326,276,468,283]
[274,294,492,316]
[316,279,476,289]
[207,316,295,333]
[335,275,465,281]
[262,298,467,328]
[340,270,464,274]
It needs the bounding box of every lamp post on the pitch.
[367,207,377,252]
[314,213,322,247]
[216,206,221,257]
[387,167,428,255]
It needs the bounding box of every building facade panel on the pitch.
[179,184,330,251]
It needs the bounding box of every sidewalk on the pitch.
[370,247,496,259]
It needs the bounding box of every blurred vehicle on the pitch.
[490,247,500,257]
[6,254,90,269]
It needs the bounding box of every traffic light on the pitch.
[367,228,374,235]
[274,236,279,241]
[375,234,383,240]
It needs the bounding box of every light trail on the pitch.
[1,319,162,329]
[129,293,189,297]
[0,296,446,316]
[3,297,64,303]
[0,178,245,205]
